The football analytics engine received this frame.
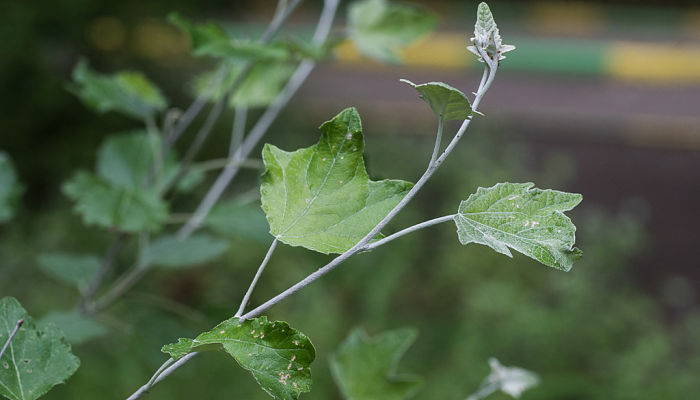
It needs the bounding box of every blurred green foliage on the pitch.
[2,122,698,399]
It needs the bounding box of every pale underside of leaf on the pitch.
[261,107,413,254]
[454,182,582,271]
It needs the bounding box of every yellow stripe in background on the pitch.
[607,42,700,84]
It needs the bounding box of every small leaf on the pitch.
[69,59,167,119]
[348,0,436,63]
[38,311,107,345]
[0,297,80,400]
[467,2,515,63]
[169,13,288,61]
[62,171,168,233]
[162,316,315,400]
[261,107,413,254]
[400,79,472,121]
[331,328,421,400]
[37,252,100,292]
[142,234,228,269]
[453,182,582,271]
[0,152,24,223]
[205,200,272,245]
[466,358,539,400]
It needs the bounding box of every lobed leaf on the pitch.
[70,60,167,120]
[331,328,422,400]
[62,171,168,233]
[169,13,288,61]
[142,234,228,269]
[400,79,473,121]
[348,0,436,64]
[453,182,582,271]
[0,297,80,400]
[162,316,315,400]
[36,252,100,292]
[0,152,23,223]
[260,107,413,254]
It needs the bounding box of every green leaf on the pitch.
[453,182,582,271]
[162,316,315,400]
[348,0,436,63]
[36,252,100,292]
[0,152,23,223]
[205,200,273,245]
[38,312,107,345]
[0,297,80,400]
[195,62,295,108]
[142,234,228,269]
[400,80,473,121]
[62,171,168,233]
[261,107,413,254]
[466,358,539,400]
[331,328,421,400]
[169,13,288,61]
[96,131,177,192]
[70,59,167,119]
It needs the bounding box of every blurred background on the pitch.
[1,0,699,399]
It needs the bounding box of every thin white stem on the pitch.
[429,118,444,165]
[0,319,23,360]
[235,239,278,317]
[360,215,455,252]
[126,353,198,400]
[230,106,248,156]
[177,0,340,239]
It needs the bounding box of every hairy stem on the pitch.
[429,118,444,165]
[360,215,455,251]
[0,319,23,360]
[236,238,278,317]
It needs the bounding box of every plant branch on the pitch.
[89,261,149,313]
[230,106,248,156]
[429,118,444,165]
[360,215,455,252]
[236,239,278,317]
[177,0,341,239]
[79,233,127,312]
[0,319,23,360]
[241,62,498,320]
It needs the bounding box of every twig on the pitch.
[360,215,455,252]
[235,239,278,317]
[0,319,24,360]
[230,106,248,156]
[79,234,127,312]
[90,262,150,313]
[176,0,340,239]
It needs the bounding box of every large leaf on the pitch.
[169,13,288,61]
[195,62,295,108]
[0,297,80,400]
[38,312,107,345]
[142,234,228,269]
[205,200,272,245]
[348,0,436,63]
[453,182,582,271]
[162,316,315,400]
[400,80,473,121]
[331,328,421,400]
[36,252,100,292]
[62,171,168,233]
[70,60,167,120]
[261,107,413,254]
[0,152,23,223]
